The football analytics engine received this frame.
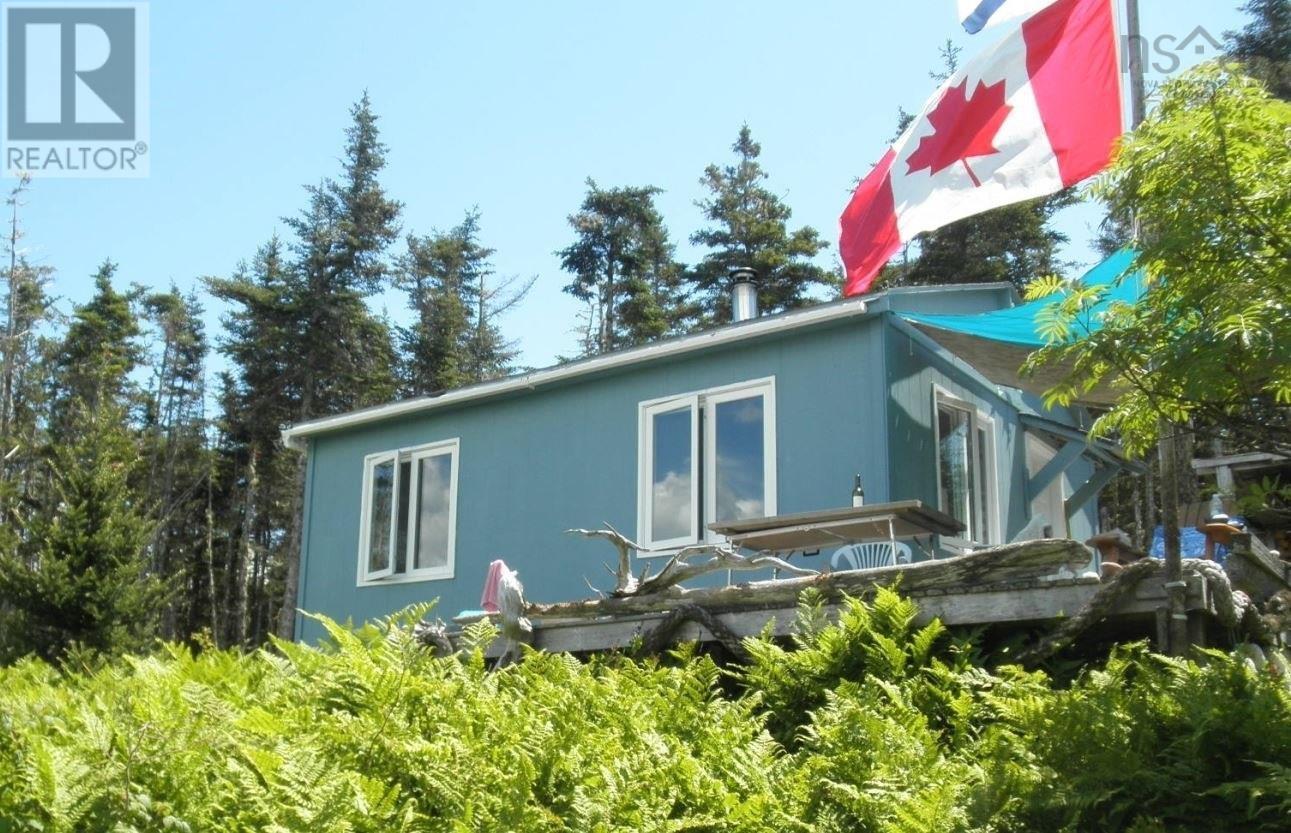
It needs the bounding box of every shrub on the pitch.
[1,595,1288,832]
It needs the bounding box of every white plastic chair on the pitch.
[830,541,912,571]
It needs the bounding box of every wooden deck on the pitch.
[493,574,1212,655]
[459,538,1236,658]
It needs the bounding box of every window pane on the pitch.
[395,460,411,574]
[651,407,693,541]
[937,405,977,540]
[714,395,765,523]
[414,454,453,571]
[367,459,395,574]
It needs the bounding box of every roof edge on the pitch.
[282,293,878,449]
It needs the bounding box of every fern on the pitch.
[1,595,1288,831]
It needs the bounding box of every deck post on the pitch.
[1186,611,1210,649]
[1154,606,1169,652]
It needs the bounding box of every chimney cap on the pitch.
[730,268,759,323]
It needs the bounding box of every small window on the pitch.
[706,391,768,525]
[409,448,455,573]
[364,453,397,580]
[641,395,700,549]
[934,390,998,546]
[358,440,458,584]
[975,423,994,543]
[638,379,776,552]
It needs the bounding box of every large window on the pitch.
[638,379,776,551]
[933,390,998,546]
[358,439,459,584]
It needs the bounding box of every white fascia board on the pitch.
[281,296,873,450]
[885,281,1019,305]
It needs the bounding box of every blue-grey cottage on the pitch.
[283,263,1133,642]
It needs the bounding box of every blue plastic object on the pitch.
[902,249,1144,348]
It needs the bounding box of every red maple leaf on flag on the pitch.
[905,78,1012,187]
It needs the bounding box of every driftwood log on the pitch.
[1013,557,1266,667]
[1012,558,1159,666]
[532,538,1093,620]
[566,526,644,595]
[566,526,816,597]
[412,619,455,656]
[635,603,750,661]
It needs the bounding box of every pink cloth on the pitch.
[480,559,507,614]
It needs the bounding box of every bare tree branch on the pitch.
[567,526,818,598]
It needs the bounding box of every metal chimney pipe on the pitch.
[730,267,758,322]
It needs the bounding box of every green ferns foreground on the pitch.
[2,591,1290,832]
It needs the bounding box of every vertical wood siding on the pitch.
[296,318,889,642]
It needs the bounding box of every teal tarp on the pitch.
[898,250,1144,405]
[902,249,1143,348]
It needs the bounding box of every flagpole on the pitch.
[1124,0,1188,655]
[1125,0,1147,127]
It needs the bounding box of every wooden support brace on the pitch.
[1028,438,1086,501]
[1065,463,1119,524]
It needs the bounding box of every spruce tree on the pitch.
[276,94,402,638]
[559,179,684,355]
[1226,0,1291,101]
[688,126,833,324]
[463,241,532,383]
[207,239,301,646]
[207,238,298,449]
[0,402,163,661]
[48,261,142,428]
[0,256,51,522]
[0,269,53,531]
[201,370,273,649]
[464,277,526,382]
[1,175,53,450]
[398,212,487,395]
[139,288,210,639]
[284,188,398,416]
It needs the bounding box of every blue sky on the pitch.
[13,0,1245,369]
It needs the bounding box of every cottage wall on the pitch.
[296,299,1102,643]
[884,316,1097,548]
[296,317,890,642]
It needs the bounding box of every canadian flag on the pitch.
[840,0,1124,296]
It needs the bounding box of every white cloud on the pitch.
[652,470,692,540]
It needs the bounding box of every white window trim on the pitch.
[932,386,1000,549]
[637,377,777,556]
[975,413,1002,546]
[638,394,701,552]
[356,438,459,587]
[702,384,777,545]
[358,451,398,581]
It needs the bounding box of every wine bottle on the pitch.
[852,474,865,508]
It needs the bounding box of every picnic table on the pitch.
[707,500,963,558]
